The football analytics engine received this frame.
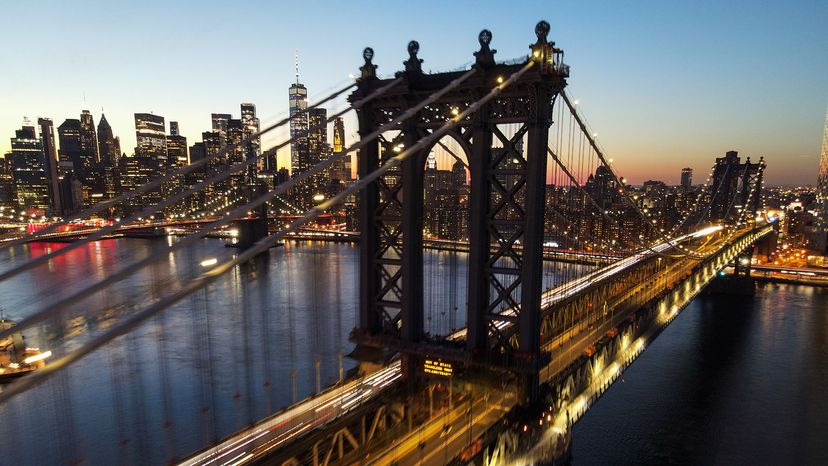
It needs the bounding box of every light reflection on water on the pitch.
[573,283,828,465]
[0,237,587,465]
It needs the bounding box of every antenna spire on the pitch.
[295,50,300,84]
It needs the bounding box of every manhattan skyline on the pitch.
[1,0,826,185]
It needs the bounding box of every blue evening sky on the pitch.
[1,0,826,185]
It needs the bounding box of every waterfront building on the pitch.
[0,156,17,209]
[10,122,49,211]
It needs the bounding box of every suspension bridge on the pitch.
[0,21,773,466]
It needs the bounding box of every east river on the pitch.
[0,238,825,465]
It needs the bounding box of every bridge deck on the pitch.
[182,225,770,465]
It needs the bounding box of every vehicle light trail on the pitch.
[181,225,730,465]
[179,361,401,466]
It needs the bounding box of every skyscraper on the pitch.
[241,103,264,170]
[134,113,167,162]
[211,113,231,136]
[306,107,329,206]
[680,167,692,190]
[10,121,49,211]
[226,119,247,165]
[816,108,828,253]
[289,71,310,206]
[0,156,17,209]
[423,155,468,240]
[201,130,228,204]
[38,118,62,213]
[226,118,256,197]
[166,121,188,167]
[330,117,349,182]
[289,81,309,173]
[97,113,121,166]
[57,119,83,177]
[308,108,328,163]
[79,110,99,164]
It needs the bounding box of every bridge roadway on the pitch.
[179,224,750,465]
[180,362,401,465]
[368,226,746,466]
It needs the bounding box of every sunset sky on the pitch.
[1,0,826,185]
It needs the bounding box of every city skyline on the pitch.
[1,9,826,466]
[1,1,826,185]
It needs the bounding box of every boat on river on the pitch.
[0,318,51,383]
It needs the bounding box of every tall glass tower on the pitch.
[10,121,49,211]
[289,54,310,206]
[289,84,309,174]
[240,103,263,171]
[816,107,828,253]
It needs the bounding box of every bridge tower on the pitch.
[350,22,568,401]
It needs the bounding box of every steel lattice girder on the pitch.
[351,56,567,383]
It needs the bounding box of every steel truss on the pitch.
[351,22,568,399]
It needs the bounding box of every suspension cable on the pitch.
[0,61,531,404]
[559,90,708,260]
[0,79,403,284]
[0,83,359,250]
[0,69,477,341]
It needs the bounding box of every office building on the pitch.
[289,76,311,206]
[38,118,62,213]
[166,121,188,167]
[134,113,167,162]
[681,167,692,190]
[97,113,121,166]
[57,119,83,177]
[211,113,231,136]
[289,80,309,174]
[79,110,99,164]
[330,117,349,182]
[241,103,264,171]
[10,121,49,211]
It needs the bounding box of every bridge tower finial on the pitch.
[360,47,377,80]
[403,40,424,76]
[474,29,497,69]
[530,20,565,75]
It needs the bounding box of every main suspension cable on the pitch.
[0,82,359,250]
[0,61,531,404]
[0,68,477,341]
[0,79,403,284]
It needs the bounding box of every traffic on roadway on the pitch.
[180,223,735,466]
[178,361,401,466]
